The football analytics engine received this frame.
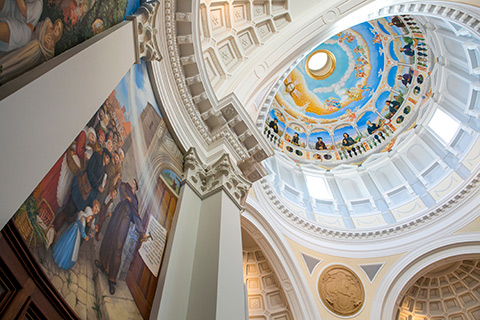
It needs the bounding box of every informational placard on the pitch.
[138,216,167,277]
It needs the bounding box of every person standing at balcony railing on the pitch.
[292,132,300,146]
[315,137,327,150]
[342,133,357,157]
[268,118,279,134]
[367,120,385,144]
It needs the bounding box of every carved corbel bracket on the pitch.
[129,1,162,62]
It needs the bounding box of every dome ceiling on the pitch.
[397,259,480,320]
[264,15,431,167]
[254,12,480,240]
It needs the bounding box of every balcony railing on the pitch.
[263,124,397,165]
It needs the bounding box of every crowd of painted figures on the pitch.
[265,91,409,159]
[34,94,147,295]
[0,0,65,84]
[267,96,401,150]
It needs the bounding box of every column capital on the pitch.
[129,2,161,62]
[183,148,252,209]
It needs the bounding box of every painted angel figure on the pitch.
[325,98,341,111]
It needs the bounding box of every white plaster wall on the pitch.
[185,190,247,320]
[0,21,137,229]
[216,191,246,320]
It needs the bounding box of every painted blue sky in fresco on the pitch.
[115,61,160,122]
[333,125,357,144]
[377,16,404,36]
[265,15,429,166]
[309,131,333,147]
[267,109,286,133]
[295,20,385,120]
[125,0,141,16]
[357,111,380,134]
[285,127,306,142]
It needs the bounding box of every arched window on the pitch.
[428,108,459,145]
[305,175,332,200]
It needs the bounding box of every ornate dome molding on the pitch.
[198,0,292,94]
[262,15,431,167]
[370,233,480,319]
[252,167,480,250]
[151,0,480,253]
[237,1,480,256]
[149,0,480,180]
[151,0,273,182]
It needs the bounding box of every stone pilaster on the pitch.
[153,148,250,320]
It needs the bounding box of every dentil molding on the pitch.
[257,169,480,241]
[150,0,273,184]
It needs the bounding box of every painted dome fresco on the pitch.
[256,12,480,238]
[263,15,432,168]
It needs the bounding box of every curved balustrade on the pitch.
[264,122,398,164]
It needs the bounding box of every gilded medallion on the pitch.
[318,265,365,316]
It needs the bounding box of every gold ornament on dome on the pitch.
[318,265,365,316]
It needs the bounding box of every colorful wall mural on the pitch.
[264,15,432,166]
[0,0,140,84]
[11,60,183,319]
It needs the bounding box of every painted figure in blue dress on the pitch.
[53,201,100,270]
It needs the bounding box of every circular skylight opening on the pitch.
[306,49,336,80]
[308,52,328,71]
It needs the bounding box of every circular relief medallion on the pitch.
[318,265,365,317]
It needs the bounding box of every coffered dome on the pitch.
[397,259,480,319]
[184,0,480,253]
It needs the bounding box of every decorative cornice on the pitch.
[183,148,252,209]
[239,0,480,244]
[155,0,272,184]
[155,0,480,239]
[130,2,162,62]
[257,168,480,240]
[368,1,480,34]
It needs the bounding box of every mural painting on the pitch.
[285,124,306,147]
[160,169,181,196]
[265,108,286,137]
[11,60,183,319]
[309,130,331,150]
[265,15,432,166]
[0,0,139,84]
